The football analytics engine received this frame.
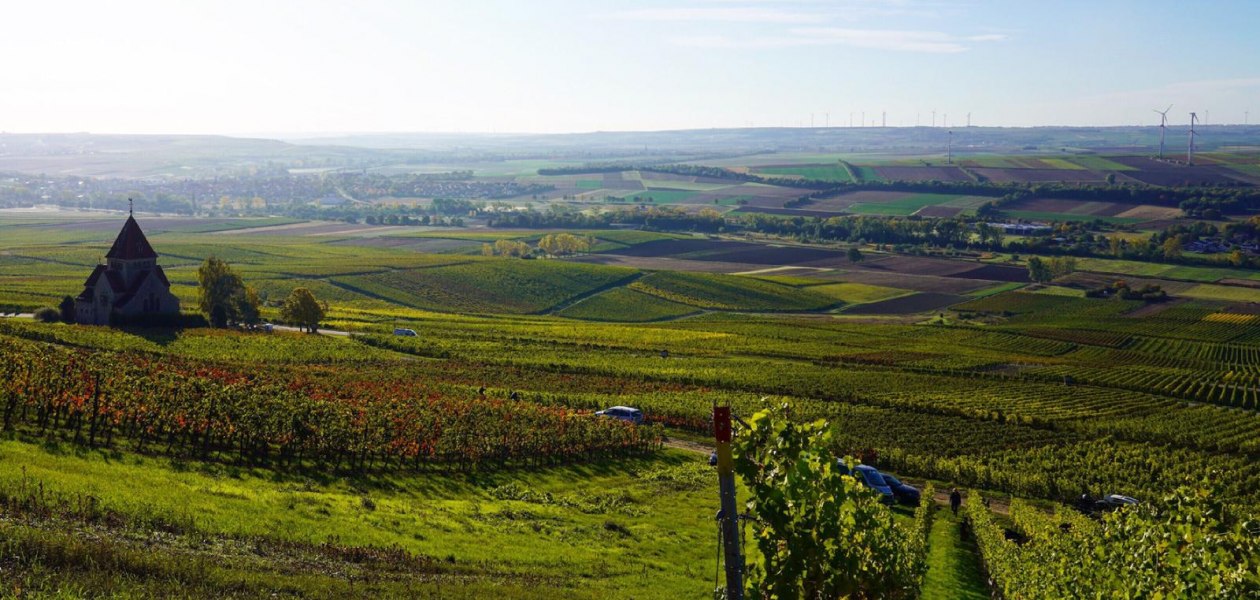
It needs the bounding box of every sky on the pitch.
[2,0,1258,135]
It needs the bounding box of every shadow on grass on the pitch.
[7,425,694,501]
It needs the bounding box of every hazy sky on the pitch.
[3,0,1257,134]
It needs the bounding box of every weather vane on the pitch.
[128,198,133,216]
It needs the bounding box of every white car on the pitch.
[595,406,644,424]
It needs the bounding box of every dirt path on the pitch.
[662,436,714,455]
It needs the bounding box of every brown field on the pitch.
[974,168,1105,183]
[567,254,756,273]
[843,292,965,315]
[847,255,980,277]
[947,264,1030,282]
[1223,301,1260,314]
[1113,205,1183,220]
[332,237,479,253]
[1220,278,1260,289]
[915,205,964,217]
[212,222,383,237]
[1005,198,1107,214]
[1108,156,1250,186]
[814,269,992,294]
[736,207,849,218]
[873,166,973,182]
[1057,272,1197,294]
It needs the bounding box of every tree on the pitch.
[1161,237,1183,260]
[281,287,325,333]
[1229,249,1246,267]
[491,239,532,258]
[196,256,258,327]
[236,286,262,325]
[1048,255,1077,279]
[847,247,865,263]
[1027,256,1054,283]
[58,295,76,323]
[734,403,925,598]
[33,307,60,323]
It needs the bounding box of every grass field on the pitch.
[754,165,854,182]
[615,190,699,204]
[1075,257,1260,282]
[809,282,909,304]
[558,286,701,322]
[846,193,972,216]
[1179,283,1260,302]
[0,438,718,599]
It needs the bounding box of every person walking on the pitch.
[949,488,962,516]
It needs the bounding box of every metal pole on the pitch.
[714,406,743,600]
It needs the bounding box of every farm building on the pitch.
[74,214,179,325]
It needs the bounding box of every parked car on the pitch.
[595,406,644,424]
[836,460,895,504]
[393,328,418,337]
[1095,494,1138,511]
[1076,493,1139,515]
[880,473,922,506]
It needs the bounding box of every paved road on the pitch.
[0,313,354,338]
[269,323,351,337]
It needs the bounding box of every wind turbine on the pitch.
[1187,112,1199,165]
[1153,104,1172,159]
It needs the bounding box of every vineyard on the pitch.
[966,491,1259,598]
[0,336,660,472]
[2,216,1260,597]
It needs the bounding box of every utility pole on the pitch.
[714,405,743,600]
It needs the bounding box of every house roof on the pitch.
[105,216,158,260]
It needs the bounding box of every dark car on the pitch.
[836,460,895,504]
[880,473,921,506]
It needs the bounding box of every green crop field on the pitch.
[846,193,970,216]
[754,165,854,182]
[615,190,698,204]
[558,286,701,322]
[629,271,837,311]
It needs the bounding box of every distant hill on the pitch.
[2,127,1259,179]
